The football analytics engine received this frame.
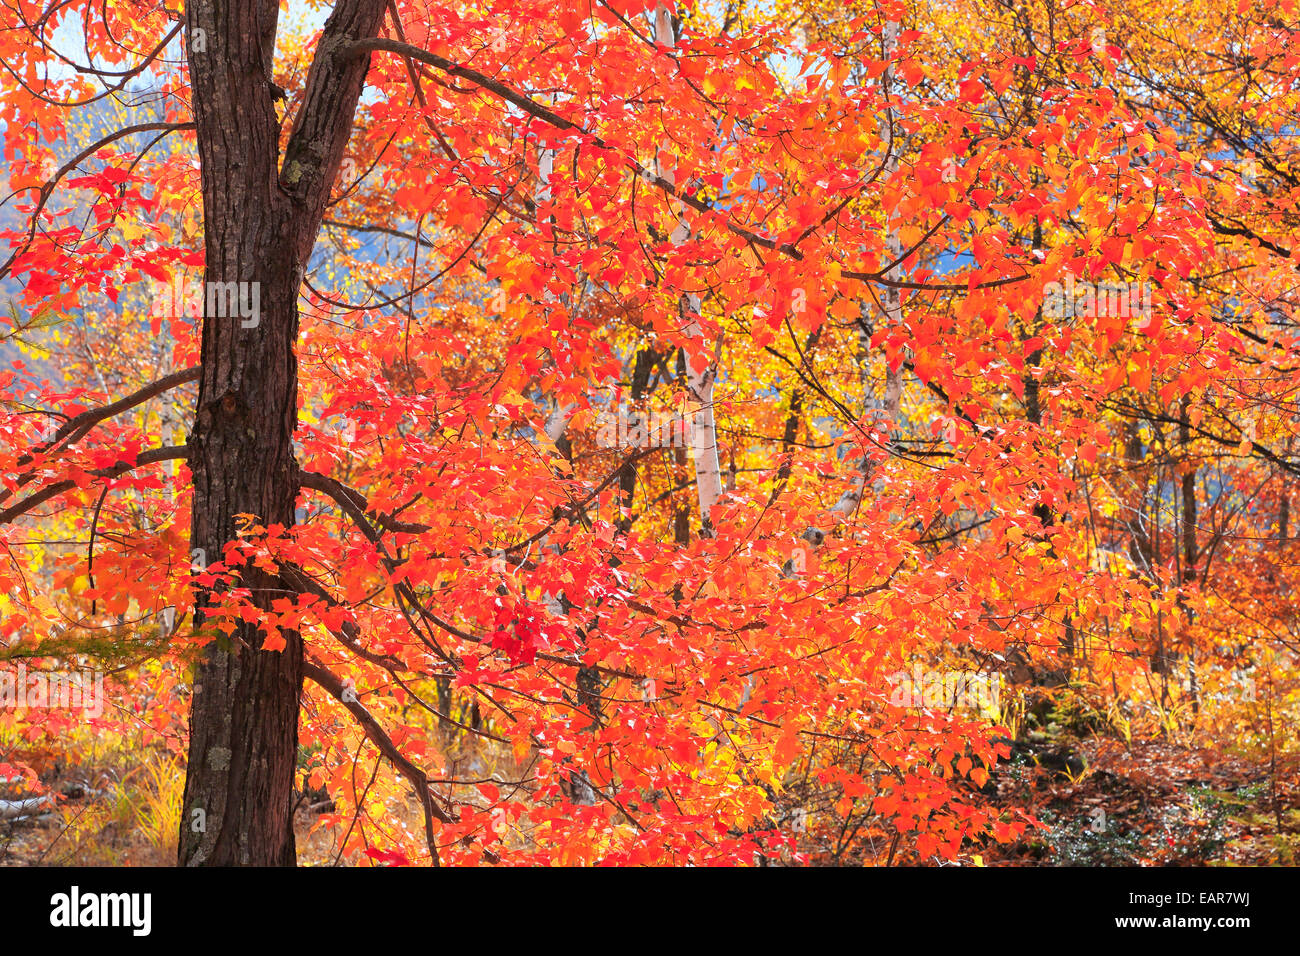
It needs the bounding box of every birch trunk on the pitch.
[651,5,724,530]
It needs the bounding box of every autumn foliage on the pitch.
[1,0,1298,865]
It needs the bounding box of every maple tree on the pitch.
[0,0,1297,867]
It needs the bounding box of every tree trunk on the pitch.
[179,0,387,866]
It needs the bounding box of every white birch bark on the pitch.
[533,111,599,805]
[0,794,54,820]
[544,402,573,443]
[652,5,724,530]
[684,293,724,527]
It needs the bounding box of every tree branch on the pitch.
[0,445,187,526]
[0,366,199,507]
[345,37,1027,293]
[302,656,451,865]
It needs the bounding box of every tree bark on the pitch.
[179,0,387,866]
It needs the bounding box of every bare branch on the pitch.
[302,656,451,865]
[0,366,199,507]
[0,445,187,526]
